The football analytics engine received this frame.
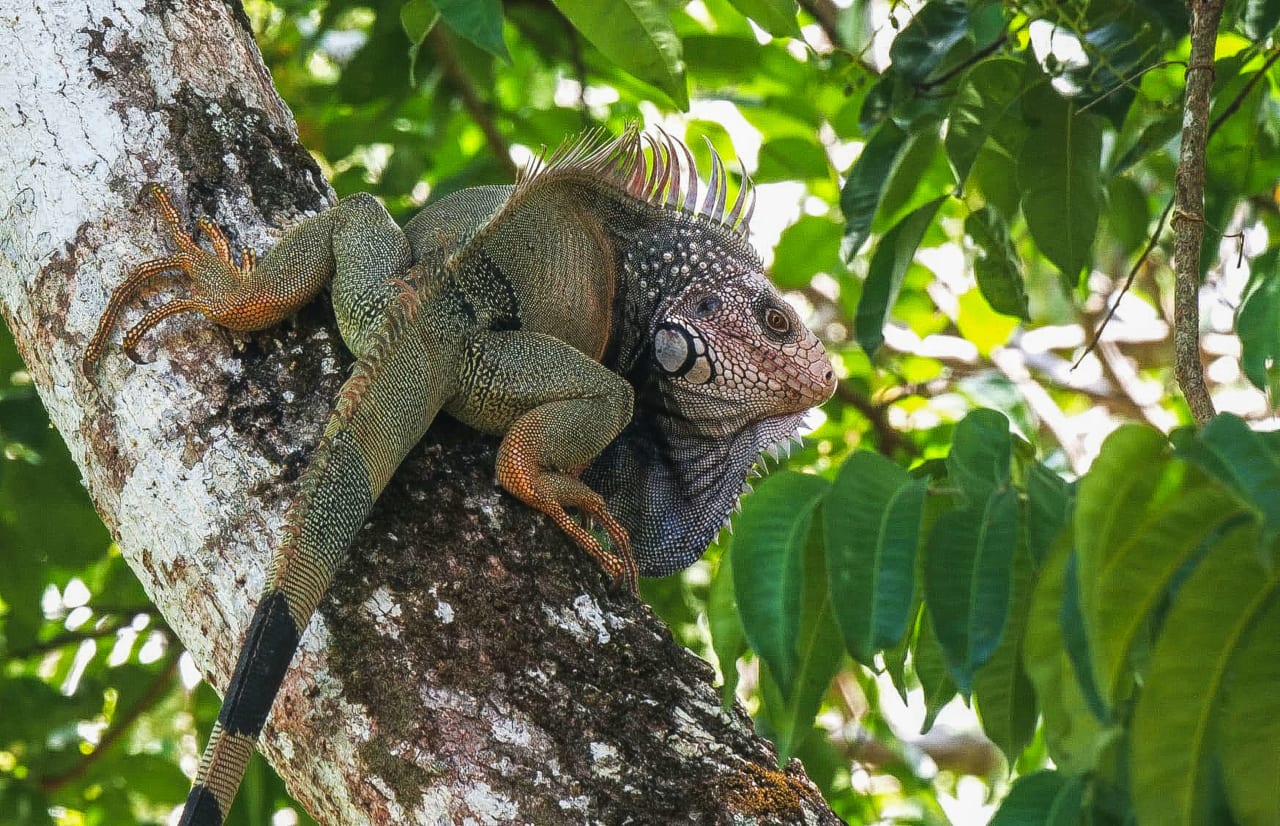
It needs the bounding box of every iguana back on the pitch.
[84,127,836,825]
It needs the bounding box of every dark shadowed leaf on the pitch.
[1111,113,1181,176]
[946,58,1029,184]
[1243,0,1280,39]
[1025,462,1070,568]
[1105,174,1151,256]
[887,0,970,84]
[914,607,958,731]
[840,119,909,259]
[988,771,1066,825]
[1018,84,1103,284]
[965,206,1028,320]
[945,407,1012,505]
[974,543,1037,762]
[925,486,1019,693]
[854,197,944,356]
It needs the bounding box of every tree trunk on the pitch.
[0,1,838,824]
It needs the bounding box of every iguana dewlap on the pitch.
[84,127,836,825]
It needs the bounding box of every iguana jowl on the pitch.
[85,127,836,825]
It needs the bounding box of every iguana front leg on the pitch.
[84,187,407,370]
[449,329,639,588]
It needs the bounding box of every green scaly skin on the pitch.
[84,128,836,825]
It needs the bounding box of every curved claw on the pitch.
[84,184,260,373]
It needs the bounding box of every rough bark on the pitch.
[0,1,838,823]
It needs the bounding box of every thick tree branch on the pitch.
[1172,0,1224,424]
[0,2,837,823]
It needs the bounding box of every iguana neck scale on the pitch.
[84,127,835,825]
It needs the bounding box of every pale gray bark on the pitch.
[0,1,838,823]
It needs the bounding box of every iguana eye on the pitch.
[695,296,722,318]
[764,306,790,334]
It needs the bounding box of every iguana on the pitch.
[84,126,836,825]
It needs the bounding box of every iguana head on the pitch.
[569,128,837,576]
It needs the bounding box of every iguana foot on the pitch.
[83,184,265,372]
[497,447,639,591]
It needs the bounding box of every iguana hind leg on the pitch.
[449,329,639,588]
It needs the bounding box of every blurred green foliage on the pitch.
[5,0,1280,823]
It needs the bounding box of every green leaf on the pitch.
[974,544,1038,763]
[1023,540,1112,773]
[1105,174,1151,256]
[1219,589,1280,826]
[854,196,945,356]
[401,0,441,85]
[770,520,845,764]
[1111,113,1181,175]
[732,471,830,697]
[1073,425,1170,631]
[771,215,843,288]
[965,206,1029,320]
[755,136,830,182]
[840,119,908,259]
[708,550,748,709]
[872,123,950,234]
[887,0,970,84]
[1018,84,1104,284]
[725,0,801,37]
[945,407,1012,505]
[823,452,927,664]
[1025,462,1070,568]
[1090,481,1249,705]
[914,607,958,731]
[946,58,1029,185]
[988,771,1070,825]
[550,0,688,108]
[924,487,1019,693]
[1237,252,1280,398]
[435,0,509,60]
[1131,523,1280,826]
[1176,413,1280,543]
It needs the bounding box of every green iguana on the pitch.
[84,126,836,826]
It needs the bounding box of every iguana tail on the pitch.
[180,298,461,826]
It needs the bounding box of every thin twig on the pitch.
[1076,40,1273,374]
[1172,1,1225,424]
[1208,47,1280,137]
[797,0,843,47]
[428,28,516,178]
[834,382,920,458]
[39,650,181,793]
[1076,60,1186,115]
[1074,196,1174,367]
[917,33,1009,91]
